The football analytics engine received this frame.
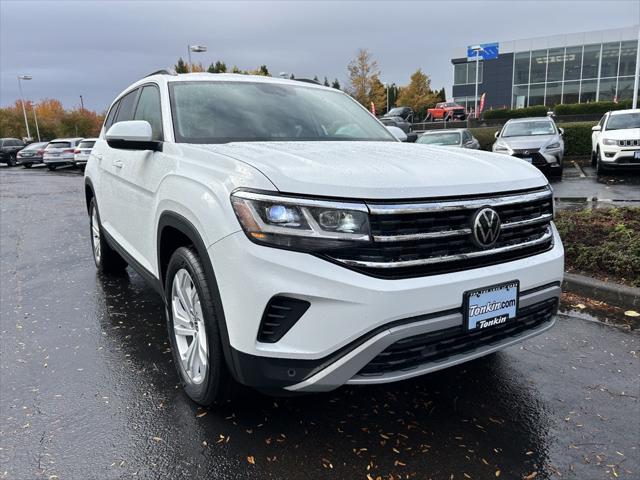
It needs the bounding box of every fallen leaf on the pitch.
[624,310,639,317]
[575,303,586,310]
[495,470,501,477]
[151,436,162,443]
[247,456,255,465]
[523,472,537,480]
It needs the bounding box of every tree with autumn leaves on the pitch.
[0,99,104,140]
[346,48,443,117]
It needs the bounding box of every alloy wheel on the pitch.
[171,268,208,385]
[91,207,101,264]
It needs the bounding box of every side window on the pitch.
[115,89,139,123]
[134,85,163,141]
[104,100,120,132]
[600,114,608,130]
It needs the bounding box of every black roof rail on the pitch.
[295,78,322,85]
[144,69,176,78]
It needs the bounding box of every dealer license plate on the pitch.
[464,281,519,331]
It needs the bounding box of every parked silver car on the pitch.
[417,129,480,149]
[73,138,98,169]
[492,117,564,176]
[17,141,48,168]
[43,138,84,171]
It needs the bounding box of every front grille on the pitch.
[618,139,640,147]
[325,187,554,279]
[512,149,548,167]
[357,298,557,377]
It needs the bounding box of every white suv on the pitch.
[85,72,564,405]
[591,109,640,174]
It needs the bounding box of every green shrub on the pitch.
[483,106,548,120]
[560,121,595,157]
[554,100,632,116]
[555,208,640,287]
[469,121,595,156]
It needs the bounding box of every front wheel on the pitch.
[7,153,17,167]
[166,247,234,406]
[89,198,127,273]
[596,149,607,175]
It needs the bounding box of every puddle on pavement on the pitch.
[560,291,639,330]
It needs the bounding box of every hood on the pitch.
[497,135,558,150]
[602,128,640,140]
[194,141,547,199]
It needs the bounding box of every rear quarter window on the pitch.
[78,141,95,149]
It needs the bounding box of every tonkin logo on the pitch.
[471,207,501,248]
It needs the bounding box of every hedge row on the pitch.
[554,99,633,115]
[483,100,633,120]
[469,121,595,156]
[483,105,548,119]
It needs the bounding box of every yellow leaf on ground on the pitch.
[247,456,255,465]
[624,310,639,317]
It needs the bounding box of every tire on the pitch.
[47,164,57,171]
[89,198,128,273]
[23,163,32,169]
[7,153,17,167]
[425,113,432,122]
[591,149,597,166]
[444,114,452,122]
[165,246,234,406]
[596,149,607,175]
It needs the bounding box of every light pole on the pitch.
[187,44,207,72]
[633,27,639,109]
[17,75,32,140]
[469,45,484,119]
[32,104,41,142]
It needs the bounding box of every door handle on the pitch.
[113,160,124,168]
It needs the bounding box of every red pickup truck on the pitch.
[425,102,467,122]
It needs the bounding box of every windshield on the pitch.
[417,132,461,145]
[47,141,71,149]
[605,112,640,131]
[169,81,395,144]
[502,121,556,137]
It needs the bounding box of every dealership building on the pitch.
[450,25,639,111]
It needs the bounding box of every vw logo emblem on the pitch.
[523,150,529,155]
[471,208,501,248]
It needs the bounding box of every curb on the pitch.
[562,272,640,309]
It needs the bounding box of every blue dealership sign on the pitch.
[467,42,499,61]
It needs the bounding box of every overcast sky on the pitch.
[1,0,638,112]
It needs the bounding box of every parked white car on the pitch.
[43,138,84,170]
[84,71,563,406]
[74,138,98,169]
[591,109,640,174]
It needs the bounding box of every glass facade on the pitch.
[453,61,484,85]
[511,39,638,107]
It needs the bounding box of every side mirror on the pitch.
[386,126,407,142]
[558,127,564,135]
[591,125,601,132]
[494,131,500,139]
[405,132,418,143]
[106,120,162,151]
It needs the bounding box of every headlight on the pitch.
[602,138,617,146]
[546,142,561,150]
[231,190,371,251]
[493,141,511,153]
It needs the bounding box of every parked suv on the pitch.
[0,138,26,166]
[85,72,563,405]
[43,138,84,170]
[74,138,98,169]
[591,109,640,174]
[492,117,564,176]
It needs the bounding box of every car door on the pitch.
[106,84,170,275]
[95,88,140,255]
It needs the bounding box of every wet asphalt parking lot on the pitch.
[1,166,639,480]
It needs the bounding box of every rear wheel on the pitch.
[166,246,234,406]
[89,198,127,273]
[47,164,57,171]
[23,163,32,169]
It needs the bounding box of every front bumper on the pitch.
[600,147,640,167]
[209,225,564,391]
